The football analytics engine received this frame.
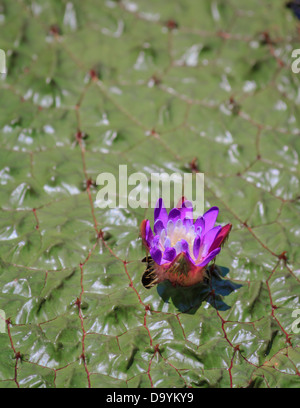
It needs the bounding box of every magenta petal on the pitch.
[179,201,193,220]
[195,226,203,236]
[168,208,181,221]
[202,226,222,256]
[180,239,195,264]
[180,239,189,252]
[154,198,168,227]
[163,247,176,262]
[154,219,165,235]
[152,235,160,247]
[145,220,154,246]
[164,237,171,248]
[193,235,201,259]
[183,217,193,230]
[194,216,205,233]
[203,206,219,233]
[197,248,221,267]
[150,247,162,265]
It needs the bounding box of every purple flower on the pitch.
[140,198,232,287]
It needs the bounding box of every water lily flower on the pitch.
[140,198,232,287]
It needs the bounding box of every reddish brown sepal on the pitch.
[209,223,232,252]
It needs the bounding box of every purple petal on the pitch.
[154,219,165,235]
[166,219,175,235]
[201,226,222,256]
[197,248,221,267]
[150,247,162,265]
[168,208,181,221]
[154,198,168,227]
[163,247,176,262]
[145,220,154,246]
[164,237,171,248]
[193,235,201,259]
[180,239,189,252]
[152,235,160,248]
[203,206,219,233]
[183,218,193,231]
[174,218,183,229]
[194,216,205,233]
[180,239,195,264]
[195,226,203,236]
[179,200,193,220]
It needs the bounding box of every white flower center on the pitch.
[160,219,197,259]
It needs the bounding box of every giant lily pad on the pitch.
[0,0,299,388]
